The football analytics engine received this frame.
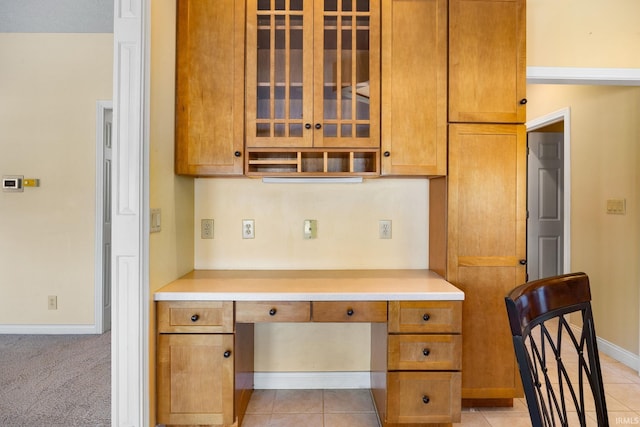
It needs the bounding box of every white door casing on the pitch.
[112,0,150,426]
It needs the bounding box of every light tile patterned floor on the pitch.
[242,354,640,426]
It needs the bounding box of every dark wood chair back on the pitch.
[505,272,609,426]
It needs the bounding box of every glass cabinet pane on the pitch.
[251,0,309,144]
[320,0,372,142]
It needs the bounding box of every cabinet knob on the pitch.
[305,123,312,129]
[234,151,242,157]
[422,313,430,322]
[519,259,527,265]
[315,123,322,130]
[383,151,390,157]
[346,308,354,316]
[520,98,528,105]
[422,395,430,404]
[190,314,199,322]
[223,350,232,358]
[422,348,430,357]
[269,308,277,316]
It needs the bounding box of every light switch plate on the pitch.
[606,199,626,215]
[303,219,317,239]
[150,208,161,233]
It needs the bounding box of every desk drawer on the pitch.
[312,301,387,322]
[236,301,311,322]
[387,371,461,424]
[388,301,462,333]
[388,335,462,371]
[157,301,234,333]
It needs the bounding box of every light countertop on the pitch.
[154,269,464,301]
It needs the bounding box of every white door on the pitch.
[102,109,112,331]
[527,131,564,281]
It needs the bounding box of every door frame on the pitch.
[95,100,113,334]
[525,107,572,276]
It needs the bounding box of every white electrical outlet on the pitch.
[242,219,255,239]
[48,295,57,310]
[201,219,214,239]
[379,220,392,239]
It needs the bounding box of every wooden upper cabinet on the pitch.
[245,0,380,149]
[175,0,245,176]
[449,0,526,123]
[381,0,447,176]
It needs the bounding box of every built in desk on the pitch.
[155,269,464,427]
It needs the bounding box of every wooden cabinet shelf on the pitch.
[246,148,379,176]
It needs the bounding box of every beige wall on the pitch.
[528,0,640,68]
[0,34,112,325]
[194,178,428,371]
[148,1,195,424]
[526,84,640,355]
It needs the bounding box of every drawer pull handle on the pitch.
[190,314,199,322]
[223,350,232,358]
[269,308,277,316]
[422,395,430,404]
[347,308,354,316]
[422,348,430,357]
[422,313,430,322]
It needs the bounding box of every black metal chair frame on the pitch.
[505,272,609,427]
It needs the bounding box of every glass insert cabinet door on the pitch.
[246,0,380,149]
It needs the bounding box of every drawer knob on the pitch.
[269,308,277,316]
[346,308,354,316]
[422,348,430,357]
[422,313,430,322]
[190,314,199,322]
[223,350,232,358]
[422,395,430,404]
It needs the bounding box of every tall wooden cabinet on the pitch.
[381,0,447,176]
[438,0,527,405]
[447,124,526,401]
[174,0,245,176]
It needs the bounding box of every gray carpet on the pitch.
[0,332,110,426]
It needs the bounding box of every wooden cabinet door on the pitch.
[157,334,235,426]
[246,0,380,149]
[245,0,314,148]
[449,0,526,123]
[447,124,526,400]
[175,0,245,175]
[381,0,447,176]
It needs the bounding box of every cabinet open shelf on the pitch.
[246,148,379,176]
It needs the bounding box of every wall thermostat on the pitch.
[2,175,23,192]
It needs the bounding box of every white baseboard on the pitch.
[597,337,640,374]
[0,324,101,334]
[567,323,640,375]
[254,372,371,389]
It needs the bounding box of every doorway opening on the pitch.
[95,101,113,333]
[526,108,571,282]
